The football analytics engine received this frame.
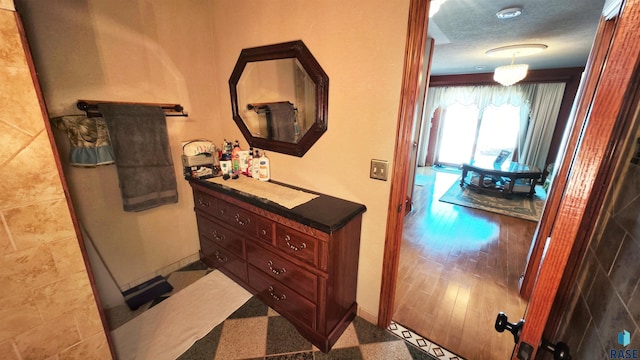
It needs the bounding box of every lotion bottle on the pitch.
[258,152,270,181]
[252,150,261,179]
[246,147,254,177]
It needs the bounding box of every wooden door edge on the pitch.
[518,15,618,301]
[515,1,640,358]
[377,0,430,328]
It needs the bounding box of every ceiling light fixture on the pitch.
[429,0,449,17]
[485,44,548,58]
[496,6,523,19]
[494,58,528,86]
[486,44,547,86]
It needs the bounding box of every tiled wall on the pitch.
[556,134,640,357]
[0,8,110,360]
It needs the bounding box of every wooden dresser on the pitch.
[188,179,366,352]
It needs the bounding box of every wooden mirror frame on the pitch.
[229,40,329,157]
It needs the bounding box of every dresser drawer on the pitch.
[190,181,365,353]
[255,217,275,245]
[196,214,244,257]
[276,224,319,266]
[217,200,256,235]
[193,190,217,214]
[248,267,316,330]
[201,239,247,283]
[247,242,317,302]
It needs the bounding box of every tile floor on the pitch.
[106,261,463,360]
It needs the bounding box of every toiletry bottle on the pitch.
[258,152,270,181]
[252,150,261,179]
[246,147,254,177]
[231,140,241,175]
[221,139,232,161]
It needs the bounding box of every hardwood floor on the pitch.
[393,167,536,359]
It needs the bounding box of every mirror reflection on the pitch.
[229,40,328,157]
[237,58,316,143]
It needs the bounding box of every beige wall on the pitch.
[0,6,109,359]
[17,0,222,307]
[209,1,409,319]
[17,0,410,321]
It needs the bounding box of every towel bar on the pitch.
[77,100,188,117]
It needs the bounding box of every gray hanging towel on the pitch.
[98,103,178,212]
[265,102,297,142]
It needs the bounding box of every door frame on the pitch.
[516,1,640,357]
[518,14,619,301]
[377,0,582,328]
[405,37,434,213]
[377,0,430,328]
[378,0,640,357]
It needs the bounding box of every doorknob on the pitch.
[495,312,524,344]
[541,338,572,360]
[495,313,572,360]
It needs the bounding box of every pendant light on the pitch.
[486,44,548,86]
[494,55,529,86]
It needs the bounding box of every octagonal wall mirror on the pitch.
[229,40,329,157]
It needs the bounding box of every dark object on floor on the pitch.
[80,223,174,310]
[122,275,173,310]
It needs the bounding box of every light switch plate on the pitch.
[370,159,389,181]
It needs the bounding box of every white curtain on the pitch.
[417,82,565,170]
[519,83,566,170]
[416,89,439,166]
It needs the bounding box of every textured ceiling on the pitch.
[428,0,606,76]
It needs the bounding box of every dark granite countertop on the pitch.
[188,177,367,234]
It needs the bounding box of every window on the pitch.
[435,103,522,166]
[419,83,566,170]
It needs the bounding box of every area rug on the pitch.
[111,270,252,360]
[439,179,546,222]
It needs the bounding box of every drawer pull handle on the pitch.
[198,198,211,207]
[268,286,286,301]
[211,230,225,242]
[235,214,251,226]
[284,235,307,251]
[267,260,287,275]
[261,229,267,236]
[219,208,226,216]
[214,251,227,263]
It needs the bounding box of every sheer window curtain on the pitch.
[518,83,566,170]
[417,83,565,170]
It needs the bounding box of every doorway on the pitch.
[380,1,600,358]
[391,71,582,358]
